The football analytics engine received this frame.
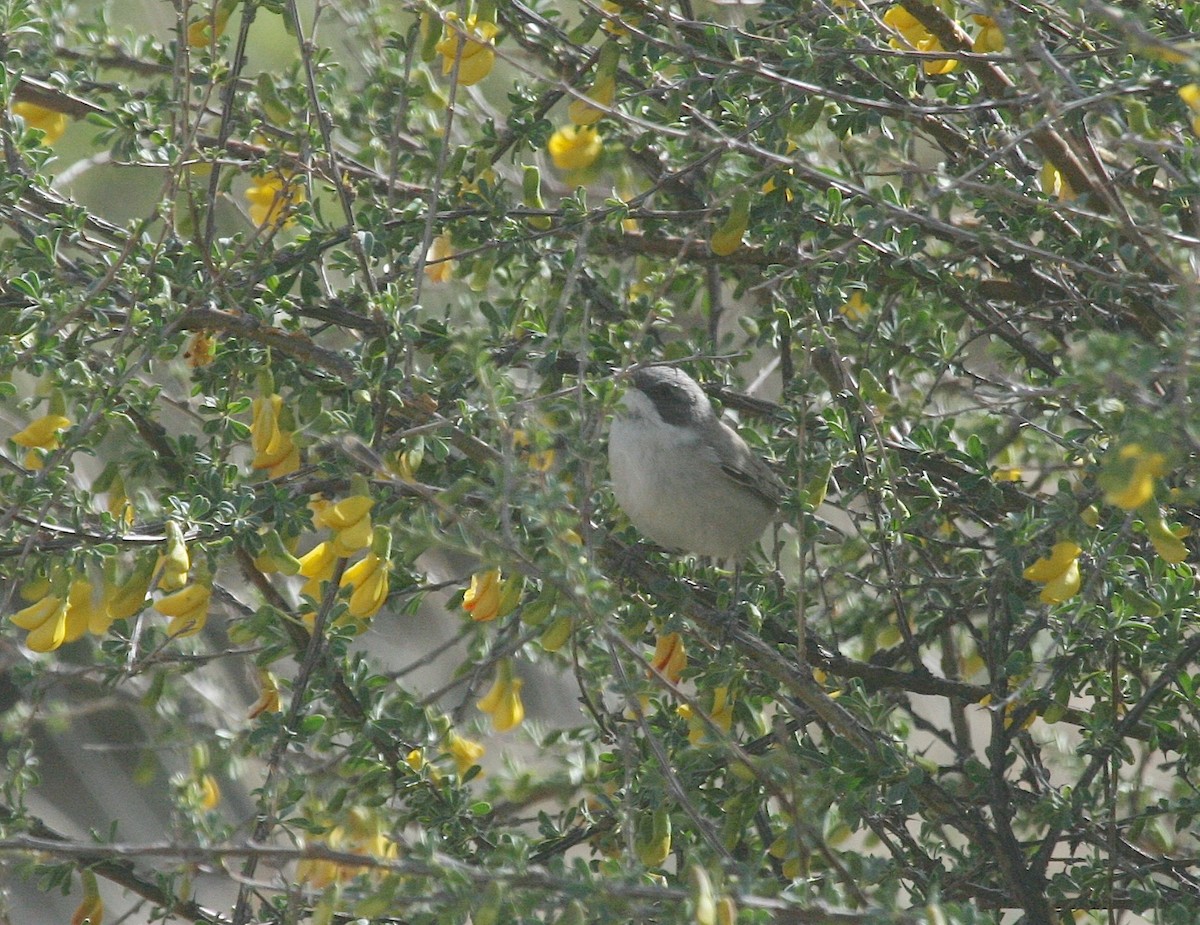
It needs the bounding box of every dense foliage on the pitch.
[3,1,1200,923]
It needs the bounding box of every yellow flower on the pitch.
[762,140,798,202]
[425,233,455,283]
[297,807,399,888]
[1022,541,1082,605]
[477,659,525,732]
[158,521,191,591]
[686,686,734,744]
[650,632,687,684]
[11,413,71,469]
[1040,161,1075,201]
[1181,84,1200,135]
[548,125,602,171]
[298,539,338,601]
[65,577,109,640]
[11,412,70,448]
[444,730,485,774]
[882,5,956,75]
[512,429,556,471]
[155,582,212,637]
[838,291,870,321]
[1145,513,1189,564]
[248,669,282,718]
[250,393,298,475]
[298,539,337,577]
[19,575,51,603]
[1101,443,1167,511]
[199,773,221,810]
[462,568,521,622]
[340,550,390,621]
[601,0,639,36]
[435,13,499,86]
[315,494,375,556]
[463,568,502,621]
[103,470,135,527]
[311,493,359,530]
[970,14,1004,54]
[13,101,67,144]
[404,747,442,782]
[187,3,233,47]
[295,850,342,890]
[11,593,70,652]
[245,170,304,229]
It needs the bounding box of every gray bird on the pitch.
[608,366,785,559]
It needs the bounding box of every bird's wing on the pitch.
[716,423,787,508]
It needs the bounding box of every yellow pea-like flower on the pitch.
[250,393,297,473]
[331,514,373,557]
[435,13,499,86]
[155,582,212,637]
[248,669,283,718]
[1181,84,1200,135]
[650,631,687,684]
[1101,444,1167,511]
[11,413,71,468]
[298,540,337,580]
[187,3,233,47]
[686,686,734,744]
[11,594,70,653]
[882,5,957,75]
[548,125,602,171]
[13,102,67,144]
[444,730,485,775]
[970,14,1004,54]
[11,413,71,448]
[315,494,375,557]
[250,394,280,457]
[1040,161,1075,202]
[838,291,870,321]
[1146,513,1189,564]
[245,171,304,229]
[424,233,455,283]
[476,659,525,732]
[316,494,374,531]
[158,521,191,590]
[1023,541,1082,605]
[199,773,221,810]
[64,578,105,641]
[463,568,503,622]
[340,549,390,621]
